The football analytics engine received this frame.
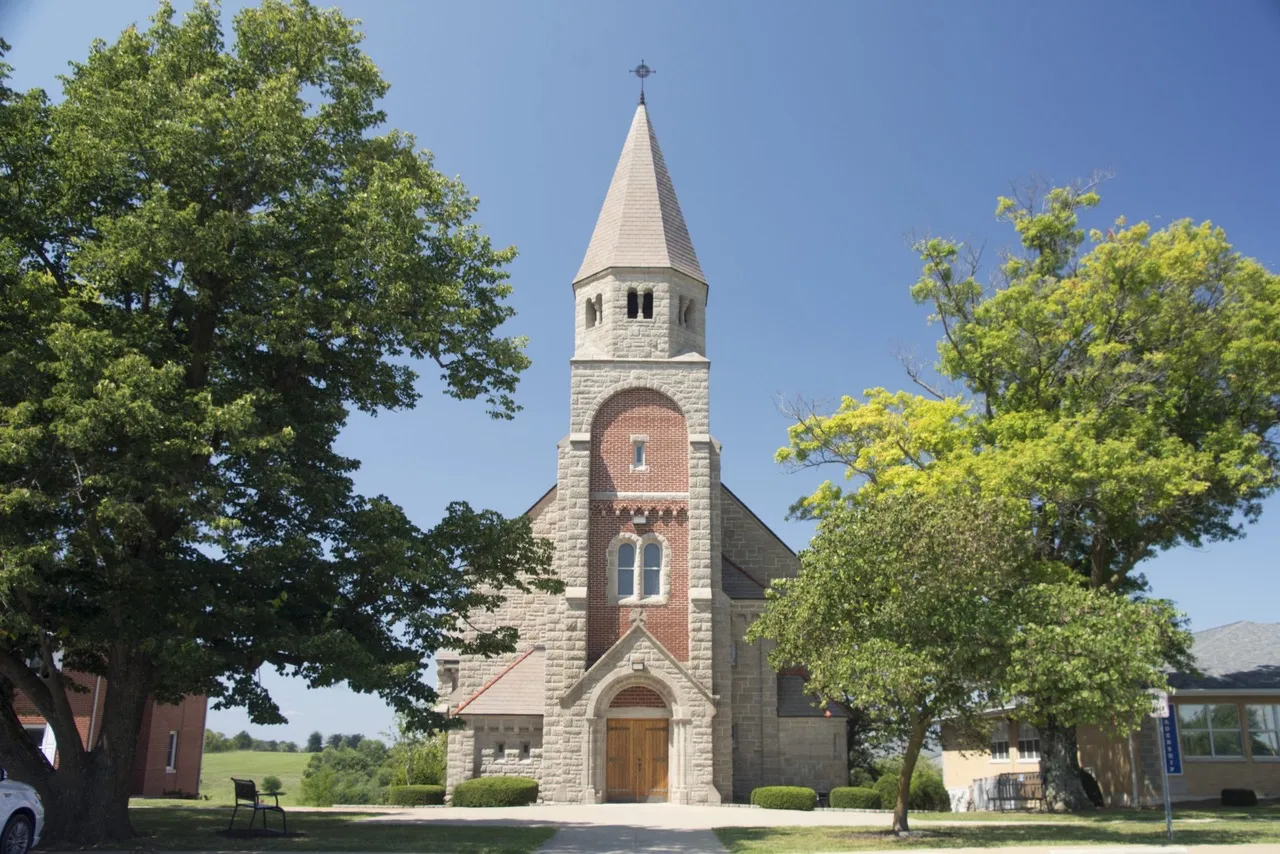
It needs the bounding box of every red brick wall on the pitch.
[610,686,666,708]
[590,389,687,493]
[588,388,690,664]
[130,694,208,797]
[587,512,689,662]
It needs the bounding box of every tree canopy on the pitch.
[0,0,556,841]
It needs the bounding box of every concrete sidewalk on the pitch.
[535,825,727,853]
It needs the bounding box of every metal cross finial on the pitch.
[630,60,655,105]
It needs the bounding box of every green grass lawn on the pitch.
[130,750,314,808]
[56,807,555,853]
[716,803,1280,852]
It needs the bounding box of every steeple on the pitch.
[574,103,706,286]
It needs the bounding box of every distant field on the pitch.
[195,750,313,806]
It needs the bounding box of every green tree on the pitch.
[202,730,231,753]
[385,714,446,786]
[779,181,1278,809]
[327,734,346,749]
[749,490,1042,833]
[307,732,324,753]
[0,1,557,843]
[232,731,254,751]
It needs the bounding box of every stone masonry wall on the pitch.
[472,715,545,783]
[721,488,798,585]
[573,271,707,361]
[776,717,848,793]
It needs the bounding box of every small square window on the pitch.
[521,742,531,758]
[495,741,505,758]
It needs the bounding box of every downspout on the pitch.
[1128,733,1140,807]
[86,676,103,749]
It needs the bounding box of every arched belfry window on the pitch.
[617,543,635,597]
[626,289,639,319]
[642,544,661,596]
[642,290,654,319]
[682,299,693,327]
[586,298,598,329]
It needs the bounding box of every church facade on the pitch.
[438,100,847,805]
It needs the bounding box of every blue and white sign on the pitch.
[1159,714,1182,776]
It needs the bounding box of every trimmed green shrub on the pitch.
[386,784,445,806]
[451,776,539,807]
[1222,788,1258,807]
[849,767,875,788]
[261,775,283,795]
[873,770,950,812]
[829,786,882,809]
[750,786,816,811]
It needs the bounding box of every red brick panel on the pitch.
[590,389,688,494]
[610,686,666,708]
[587,512,688,662]
[130,694,208,796]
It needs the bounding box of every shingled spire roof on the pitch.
[574,103,706,285]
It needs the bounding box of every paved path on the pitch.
[534,825,727,853]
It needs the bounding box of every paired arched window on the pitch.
[613,536,665,602]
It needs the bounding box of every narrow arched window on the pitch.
[626,289,639,319]
[586,298,598,329]
[618,543,635,597]
[642,290,654,319]
[642,543,661,597]
[682,300,693,327]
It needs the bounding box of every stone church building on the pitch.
[438,99,847,804]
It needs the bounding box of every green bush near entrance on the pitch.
[385,785,446,806]
[829,786,882,809]
[750,786,816,811]
[451,776,539,807]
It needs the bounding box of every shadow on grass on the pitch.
[714,821,1280,852]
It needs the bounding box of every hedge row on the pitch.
[872,773,949,811]
[451,776,539,807]
[829,786,882,810]
[750,786,816,811]
[385,785,445,806]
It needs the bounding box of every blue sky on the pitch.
[4,0,1278,744]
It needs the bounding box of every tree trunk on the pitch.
[894,714,930,834]
[1040,717,1094,812]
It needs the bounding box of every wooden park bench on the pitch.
[228,777,288,834]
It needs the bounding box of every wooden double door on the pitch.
[605,718,669,802]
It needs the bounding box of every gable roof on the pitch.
[574,103,706,285]
[1169,621,1280,691]
[777,674,848,718]
[560,618,715,708]
[454,646,546,715]
[722,555,767,600]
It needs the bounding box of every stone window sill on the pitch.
[615,596,668,607]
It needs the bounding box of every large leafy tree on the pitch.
[0,1,556,842]
[780,182,1280,808]
[749,490,1043,833]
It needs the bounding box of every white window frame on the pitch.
[609,532,668,605]
[990,721,1010,763]
[1178,703,1244,759]
[1016,722,1041,762]
[630,434,648,472]
[1246,704,1280,760]
[166,730,179,772]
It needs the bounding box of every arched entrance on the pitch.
[604,686,670,802]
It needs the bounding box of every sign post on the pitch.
[1150,690,1173,841]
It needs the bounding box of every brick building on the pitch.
[14,673,207,798]
[437,97,847,804]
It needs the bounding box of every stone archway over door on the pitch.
[606,718,669,802]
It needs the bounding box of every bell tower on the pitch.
[540,95,730,804]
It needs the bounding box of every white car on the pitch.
[0,768,43,854]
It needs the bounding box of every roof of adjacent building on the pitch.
[453,646,545,715]
[574,102,706,286]
[1169,621,1280,691]
[721,555,767,600]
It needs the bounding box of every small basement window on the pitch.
[521,742,531,758]
[627,289,639,318]
[642,290,654,319]
[495,741,506,758]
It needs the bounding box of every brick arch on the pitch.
[590,388,688,494]
[609,685,667,709]
[578,379,697,435]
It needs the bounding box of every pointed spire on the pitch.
[574,103,706,285]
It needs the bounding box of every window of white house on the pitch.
[166,731,179,771]
[1246,705,1280,758]
[618,543,636,597]
[642,544,662,597]
[1017,722,1041,761]
[23,725,45,747]
[1178,703,1243,757]
[991,722,1010,761]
